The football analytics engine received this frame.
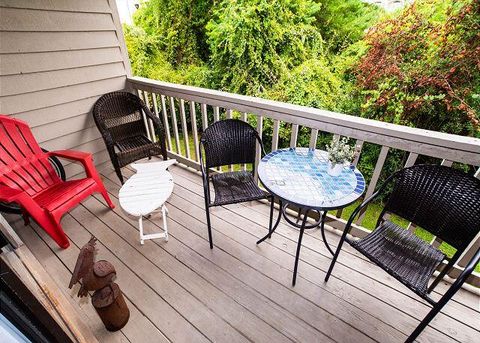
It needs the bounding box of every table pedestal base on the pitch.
[256,201,335,286]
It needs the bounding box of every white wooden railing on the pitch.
[127,76,480,286]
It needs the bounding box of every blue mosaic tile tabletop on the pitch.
[258,147,365,210]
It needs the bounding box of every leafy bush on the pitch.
[355,0,480,137]
[206,0,323,95]
[133,0,214,66]
[266,58,342,110]
[123,25,160,77]
[314,0,382,52]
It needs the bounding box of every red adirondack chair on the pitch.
[0,115,115,249]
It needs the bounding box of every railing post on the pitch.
[254,115,263,183]
[136,90,153,141]
[169,97,181,154]
[201,103,208,131]
[272,120,280,152]
[213,106,220,122]
[290,124,299,148]
[336,139,364,218]
[356,146,390,225]
[158,94,172,151]
[142,91,157,142]
[242,113,249,171]
[190,101,200,162]
[179,99,191,159]
[309,129,318,149]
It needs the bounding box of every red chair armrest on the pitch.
[49,149,92,162]
[0,185,24,202]
[49,150,102,181]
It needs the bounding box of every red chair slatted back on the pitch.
[0,115,61,196]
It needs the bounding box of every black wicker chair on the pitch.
[92,91,168,183]
[199,119,275,249]
[324,164,480,342]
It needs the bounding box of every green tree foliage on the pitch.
[124,0,478,187]
[266,58,342,110]
[123,24,186,83]
[133,0,214,66]
[123,25,156,77]
[314,0,382,52]
[206,0,323,95]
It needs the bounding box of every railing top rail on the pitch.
[128,76,480,165]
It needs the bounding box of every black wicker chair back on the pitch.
[93,91,147,141]
[200,119,260,169]
[199,119,273,249]
[384,165,480,251]
[92,91,167,184]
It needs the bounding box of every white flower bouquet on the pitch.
[326,137,355,176]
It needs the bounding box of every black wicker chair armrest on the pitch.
[141,104,161,127]
[97,129,116,155]
[100,129,114,143]
[325,170,402,282]
[198,140,211,203]
[140,102,168,160]
[255,132,267,158]
[140,103,164,134]
[461,249,480,278]
[343,171,397,237]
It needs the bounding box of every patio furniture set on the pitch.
[1,91,479,342]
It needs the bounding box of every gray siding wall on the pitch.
[0,0,131,176]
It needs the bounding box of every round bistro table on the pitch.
[256,147,365,285]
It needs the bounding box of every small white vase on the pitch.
[327,162,344,177]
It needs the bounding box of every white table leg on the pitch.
[139,216,144,245]
[138,206,169,244]
[162,205,168,241]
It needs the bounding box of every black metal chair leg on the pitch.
[427,251,461,293]
[115,166,124,184]
[205,205,213,249]
[406,301,445,343]
[292,212,308,286]
[268,197,275,238]
[257,199,282,245]
[407,249,480,342]
[324,229,350,282]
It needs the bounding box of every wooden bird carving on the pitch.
[69,236,116,297]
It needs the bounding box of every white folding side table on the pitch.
[119,159,176,244]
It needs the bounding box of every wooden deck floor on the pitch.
[7,162,480,343]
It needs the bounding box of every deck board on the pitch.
[99,169,334,343]
[13,218,163,343]
[82,191,294,343]
[171,165,478,311]
[168,166,480,333]
[163,166,479,343]
[7,162,479,343]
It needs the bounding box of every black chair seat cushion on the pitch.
[211,171,269,206]
[351,220,445,297]
[115,134,165,167]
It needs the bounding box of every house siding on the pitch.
[0,0,131,177]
